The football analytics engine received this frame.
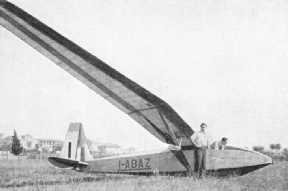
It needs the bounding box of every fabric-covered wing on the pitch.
[0,1,194,146]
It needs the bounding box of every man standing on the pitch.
[211,137,228,150]
[190,123,212,179]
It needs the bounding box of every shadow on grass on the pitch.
[0,173,132,189]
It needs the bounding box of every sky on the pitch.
[0,0,288,151]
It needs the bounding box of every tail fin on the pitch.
[59,123,93,161]
[48,123,93,170]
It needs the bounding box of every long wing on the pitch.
[0,1,194,147]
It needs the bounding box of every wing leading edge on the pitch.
[0,1,194,147]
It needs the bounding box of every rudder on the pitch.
[60,123,93,161]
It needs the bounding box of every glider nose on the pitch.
[261,153,273,164]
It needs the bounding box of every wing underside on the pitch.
[0,1,194,147]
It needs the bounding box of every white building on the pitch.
[37,139,62,152]
[20,134,39,151]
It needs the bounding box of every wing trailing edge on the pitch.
[0,1,194,146]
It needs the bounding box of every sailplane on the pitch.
[0,0,272,176]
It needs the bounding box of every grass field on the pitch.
[0,159,287,191]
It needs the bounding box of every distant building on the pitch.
[125,147,137,154]
[21,140,28,150]
[26,139,39,151]
[21,134,33,141]
[0,132,132,157]
[18,134,38,151]
[98,142,121,154]
[37,139,62,152]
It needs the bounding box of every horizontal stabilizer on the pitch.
[48,157,88,169]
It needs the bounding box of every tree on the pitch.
[10,130,23,157]
[0,140,11,151]
[270,143,282,163]
[252,146,265,152]
[270,144,275,150]
[283,148,288,161]
[275,144,281,151]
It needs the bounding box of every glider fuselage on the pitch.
[85,148,271,175]
[49,144,272,176]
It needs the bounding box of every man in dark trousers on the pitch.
[190,123,212,179]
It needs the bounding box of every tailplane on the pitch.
[48,123,93,170]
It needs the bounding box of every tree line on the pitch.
[253,144,288,163]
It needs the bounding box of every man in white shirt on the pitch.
[190,123,212,179]
[211,137,228,150]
